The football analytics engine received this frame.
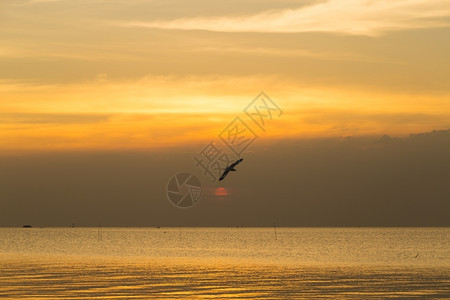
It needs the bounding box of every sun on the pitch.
[215,187,228,197]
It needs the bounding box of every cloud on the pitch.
[0,113,111,125]
[1,129,449,226]
[120,0,450,36]
[1,74,449,152]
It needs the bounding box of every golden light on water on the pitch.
[0,228,449,299]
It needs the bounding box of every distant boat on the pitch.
[22,225,32,228]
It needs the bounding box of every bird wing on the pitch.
[229,158,243,168]
[219,168,231,181]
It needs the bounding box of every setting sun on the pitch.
[215,187,228,197]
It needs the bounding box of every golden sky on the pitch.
[1,0,449,152]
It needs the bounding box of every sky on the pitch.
[0,0,449,226]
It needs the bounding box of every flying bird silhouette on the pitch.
[219,158,243,181]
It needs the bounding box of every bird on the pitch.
[219,158,243,181]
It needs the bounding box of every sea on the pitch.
[0,227,449,299]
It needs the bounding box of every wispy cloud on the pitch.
[120,0,450,36]
[1,74,449,152]
[0,113,111,125]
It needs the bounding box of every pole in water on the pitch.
[273,221,277,240]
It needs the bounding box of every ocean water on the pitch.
[0,227,449,299]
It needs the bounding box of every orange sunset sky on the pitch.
[1,0,449,153]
